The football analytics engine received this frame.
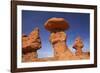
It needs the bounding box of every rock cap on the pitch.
[44,17,69,32]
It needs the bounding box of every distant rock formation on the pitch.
[73,37,84,56]
[22,27,41,62]
[73,37,90,59]
[44,17,74,60]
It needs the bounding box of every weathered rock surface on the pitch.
[22,27,41,62]
[73,37,90,59]
[73,37,84,56]
[49,31,74,60]
[22,52,38,62]
[22,28,41,54]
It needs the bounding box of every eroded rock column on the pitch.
[73,37,90,59]
[73,37,84,57]
[22,27,41,62]
[44,18,73,60]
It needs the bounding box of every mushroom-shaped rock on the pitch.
[44,18,69,32]
[44,17,74,60]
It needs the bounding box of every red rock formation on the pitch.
[73,37,84,56]
[22,18,90,62]
[44,17,74,60]
[73,37,90,59]
[22,27,41,62]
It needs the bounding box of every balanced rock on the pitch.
[44,17,73,60]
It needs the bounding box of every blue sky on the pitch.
[22,10,90,58]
